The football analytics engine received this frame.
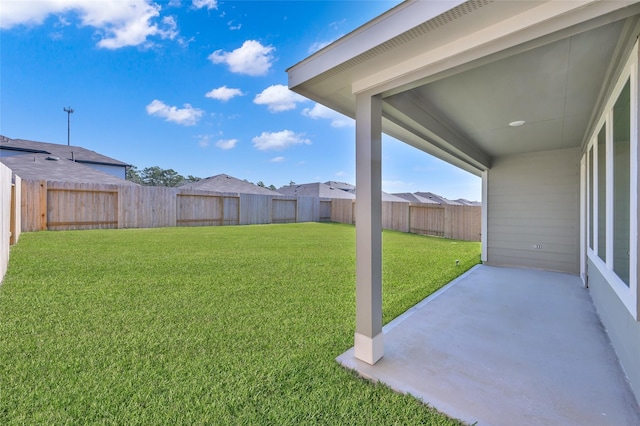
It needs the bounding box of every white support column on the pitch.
[481,170,488,263]
[354,92,384,365]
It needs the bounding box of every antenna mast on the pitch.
[63,106,74,145]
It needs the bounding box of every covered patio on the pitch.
[338,265,640,425]
[288,0,640,421]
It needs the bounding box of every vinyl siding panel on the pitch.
[487,148,580,274]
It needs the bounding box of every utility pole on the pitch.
[63,106,74,145]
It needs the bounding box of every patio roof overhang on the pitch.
[287,0,640,177]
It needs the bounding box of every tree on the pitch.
[289,180,295,185]
[126,166,144,184]
[257,181,265,188]
[125,165,201,187]
[268,184,277,191]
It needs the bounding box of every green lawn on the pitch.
[0,223,479,425]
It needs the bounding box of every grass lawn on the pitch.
[0,223,480,425]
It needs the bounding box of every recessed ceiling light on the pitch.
[509,120,526,127]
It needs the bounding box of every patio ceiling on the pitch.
[384,19,624,158]
[288,1,640,176]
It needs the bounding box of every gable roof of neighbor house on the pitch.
[0,135,130,167]
[179,173,281,195]
[0,152,138,185]
[278,182,356,199]
[323,181,409,202]
[392,192,440,205]
[414,192,463,206]
[0,135,135,185]
[287,1,640,176]
[324,181,356,192]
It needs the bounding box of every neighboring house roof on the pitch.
[0,135,130,167]
[392,193,440,205]
[0,153,138,185]
[179,174,280,195]
[278,182,356,199]
[455,198,482,206]
[323,181,407,202]
[382,192,410,203]
[414,192,463,206]
[324,181,356,192]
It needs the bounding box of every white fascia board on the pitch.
[287,0,466,89]
[352,0,636,95]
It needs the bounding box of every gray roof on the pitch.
[454,198,482,206]
[414,192,463,205]
[392,193,440,204]
[382,192,410,203]
[324,181,356,192]
[179,174,281,195]
[0,135,130,167]
[0,154,137,185]
[278,182,356,199]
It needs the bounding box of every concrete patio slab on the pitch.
[337,265,640,426]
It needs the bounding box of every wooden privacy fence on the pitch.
[18,179,481,242]
[329,199,481,242]
[20,180,329,232]
[1,164,21,283]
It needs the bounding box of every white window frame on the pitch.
[585,41,638,320]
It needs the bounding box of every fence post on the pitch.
[38,181,47,231]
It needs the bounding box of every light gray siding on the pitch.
[588,259,640,406]
[487,148,580,274]
[84,163,126,179]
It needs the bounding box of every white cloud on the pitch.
[270,156,285,163]
[196,135,211,147]
[205,86,244,102]
[146,99,204,126]
[302,103,353,128]
[335,171,347,177]
[192,0,218,10]
[252,130,311,151]
[216,139,238,150]
[0,0,178,49]
[227,20,241,30]
[308,39,333,54]
[209,40,275,76]
[254,84,307,113]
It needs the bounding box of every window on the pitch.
[613,79,631,286]
[597,124,606,263]
[588,147,594,250]
[584,43,637,319]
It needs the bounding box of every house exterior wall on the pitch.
[84,163,126,179]
[588,259,640,406]
[487,148,580,274]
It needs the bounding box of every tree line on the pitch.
[126,165,281,190]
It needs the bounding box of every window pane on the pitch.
[589,147,594,250]
[597,124,606,263]
[613,79,630,286]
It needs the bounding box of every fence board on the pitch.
[409,205,445,237]
[272,198,297,223]
[46,182,118,230]
[382,201,410,232]
[1,163,11,282]
[320,199,331,221]
[120,185,177,228]
[10,175,21,245]
[177,193,224,226]
[296,197,320,223]
[239,193,272,224]
[331,199,354,224]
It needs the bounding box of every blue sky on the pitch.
[0,0,481,201]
